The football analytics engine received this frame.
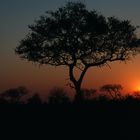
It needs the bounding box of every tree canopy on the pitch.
[15,2,140,100]
[0,86,28,103]
[100,84,123,99]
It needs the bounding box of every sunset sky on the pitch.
[1,0,140,97]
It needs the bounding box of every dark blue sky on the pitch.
[1,0,140,52]
[1,1,140,43]
[1,0,140,95]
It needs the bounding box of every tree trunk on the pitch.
[69,65,89,102]
[74,83,84,103]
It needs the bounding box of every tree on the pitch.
[27,93,42,105]
[0,86,28,103]
[48,87,70,104]
[132,91,140,100]
[15,2,140,101]
[81,88,97,100]
[100,84,123,99]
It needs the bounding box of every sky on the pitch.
[1,0,140,97]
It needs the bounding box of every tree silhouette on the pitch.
[81,88,97,100]
[48,87,70,104]
[15,2,140,101]
[0,86,28,104]
[100,84,123,99]
[27,93,42,105]
[132,91,140,100]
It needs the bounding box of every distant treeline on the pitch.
[0,84,140,105]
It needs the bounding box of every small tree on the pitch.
[0,86,28,103]
[48,87,70,104]
[15,2,140,101]
[27,93,42,105]
[81,88,97,100]
[100,84,123,99]
[133,91,140,100]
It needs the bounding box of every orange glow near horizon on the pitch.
[1,50,140,98]
[132,82,140,92]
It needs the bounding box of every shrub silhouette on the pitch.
[15,1,140,101]
[81,88,97,100]
[133,91,140,100]
[27,93,42,105]
[48,88,70,104]
[100,84,123,100]
[0,86,28,104]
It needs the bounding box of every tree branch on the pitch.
[69,64,77,87]
[78,65,89,86]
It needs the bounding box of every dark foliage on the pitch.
[81,88,97,100]
[0,86,28,104]
[47,87,70,104]
[27,93,42,105]
[100,84,123,99]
